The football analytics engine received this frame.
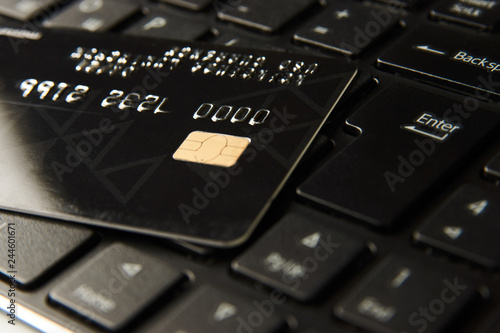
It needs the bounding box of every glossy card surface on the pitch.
[0,27,356,246]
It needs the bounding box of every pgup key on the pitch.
[298,83,500,228]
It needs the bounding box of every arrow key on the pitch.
[414,184,500,268]
[144,286,285,332]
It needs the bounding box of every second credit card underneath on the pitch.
[0,28,356,247]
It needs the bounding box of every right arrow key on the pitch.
[414,184,500,268]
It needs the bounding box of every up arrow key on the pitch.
[301,232,321,249]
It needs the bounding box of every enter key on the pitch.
[298,84,500,228]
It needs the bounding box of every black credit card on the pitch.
[0,27,356,247]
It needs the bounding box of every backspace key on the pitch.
[377,24,500,100]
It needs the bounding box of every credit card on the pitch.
[0,27,356,247]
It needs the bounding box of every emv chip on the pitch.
[173,131,251,167]
[0,28,357,246]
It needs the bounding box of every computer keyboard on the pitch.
[0,0,499,332]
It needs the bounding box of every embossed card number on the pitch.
[0,28,356,246]
[20,78,89,103]
[19,78,170,114]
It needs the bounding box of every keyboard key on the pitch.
[335,256,479,333]
[484,317,500,333]
[298,84,500,228]
[378,24,500,100]
[43,0,139,32]
[479,304,500,333]
[232,209,368,301]
[0,212,95,288]
[484,150,500,180]
[214,33,286,51]
[49,243,184,331]
[414,184,500,268]
[217,0,317,33]
[159,0,213,11]
[374,0,423,8]
[430,0,500,31]
[0,0,59,21]
[145,286,286,332]
[125,12,210,40]
[294,2,401,57]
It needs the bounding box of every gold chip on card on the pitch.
[173,131,251,167]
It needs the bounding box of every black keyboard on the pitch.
[0,0,500,332]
